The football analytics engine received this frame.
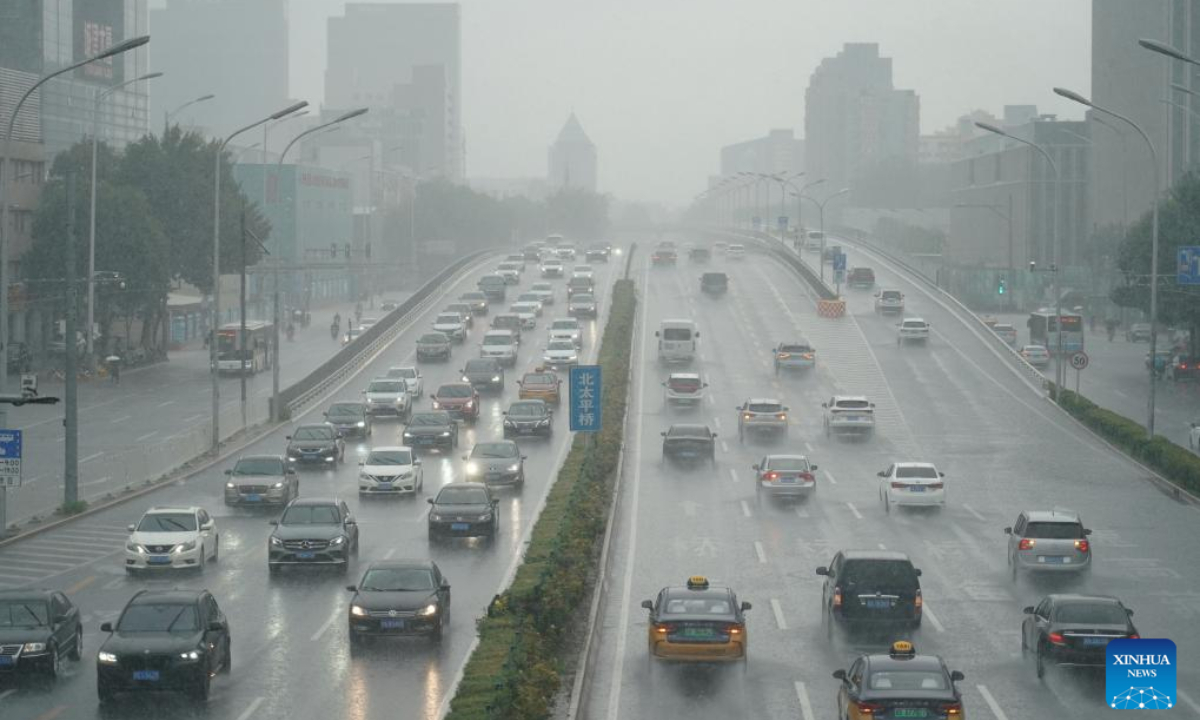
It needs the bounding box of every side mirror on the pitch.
[1084,528,1092,535]
[346,585,357,592]
[740,601,752,611]
[1126,608,1135,616]
[521,455,528,460]
[269,520,279,526]
[100,622,113,633]
[751,464,759,470]
[877,471,887,477]
[126,524,135,532]
[810,464,819,470]
[223,469,233,476]
[660,431,667,437]
[869,403,876,408]
[285,435,292,440]
[914,569,922,576]
[1003,527,1012,534]
[345,517,357,525]
[950,670,965,682]
[492,499,500,506]
[640,600,654,610]
[462,454,469,461]
[821,402,828,408]
[694,331,700,337]
[782,406,790,412]
[1023,606,1035,614]
[939,472,945,477]
[287,468,297,475]
[832,669,847,681]
[427,498,435,505]
[654,331,660,337]
[441,581,451,590]
[703,382,709,387]
[201,522,214,531]
[207,621,223,632]
[815,566,829,576]
[414,459,422,465]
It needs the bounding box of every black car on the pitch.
[268,497,359,573]
[460,291,490,316]
[585,245,610,262]
[403,411,459,451]
[700,272,727,296]
[461,358,505,392]
[833,642,965,719]
[416,332,453,362]
[463,441,526,486]
[1166,354,1199,381]
[816,550,923,636]
[502,400,554,438]
[1022,594,1138,679]
[323,401,372,438]
[347,560,451,644]
[660,424,717,464]
[0,589,82,678]
[285,423,345,467]
[96,589,231,703]
[427,482,499,541]
[689,246,711,262]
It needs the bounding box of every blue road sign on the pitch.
[569,365,602,433]
[1178,246,1200,285]
[777,216,789,231]
[0,429,22,488]
[833,252,847,272]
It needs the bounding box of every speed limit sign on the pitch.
[1069,351,1089,371]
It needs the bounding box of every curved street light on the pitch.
[164,93,215,133]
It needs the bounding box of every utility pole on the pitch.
[64,173,79,508]
[239,206,248,433]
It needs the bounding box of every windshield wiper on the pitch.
[165,606,193,633]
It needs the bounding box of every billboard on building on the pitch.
[75,0,125,83]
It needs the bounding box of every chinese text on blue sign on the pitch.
[569,366,602,433]
[1178,246,1200,286]
[0,429,23,488]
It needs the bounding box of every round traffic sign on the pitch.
[1069,351,1089,370]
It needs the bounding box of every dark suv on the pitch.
[1022,594,1138,679]
[268,497,359,573]
[97,589,231,703]
[461,358,505,392]
[285,423,345,467]
[0,589,82,678]
[660,424,717,465]
[427,482,499,541]
[403,411,459,451]
[816,550,923,636]
[847,267,875,289]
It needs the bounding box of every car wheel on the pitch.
[68,626,82,661]
[46,643,63,679]
[882,491,890,514]
[1010,556,1018,582]
[191,672,211,703]
[198,545,207,571]
[1021,630,1028,655]
[212,537,219,563]
[1035,648,1046,680]
[431,617,444,642]
[98,683,116,704]
[221,641,231,674]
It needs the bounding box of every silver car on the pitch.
[1004,510,1092,580]
[753,454,818,499]
[736,398,789,441]
[362,378,412,419]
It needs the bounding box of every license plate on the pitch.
[909,486,926,492]
[451,523,470,531]
[893,710,928,719]
[1037,556,1067,564]
[0,656,13,667]
[779,477,797,484]
[679,451,697,457]
[246,494,262,502]
[865,599,892,610]
[133,670,160,682]
[1083,637,1110,647]
[377,483,393,490]
[296,551,316,560]
[486,474,501,481]
[381,619,406,630]
[519,428,534,434]
[680,627,715,639]
[147,556,171,565]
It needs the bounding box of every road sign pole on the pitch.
[0,408,5,536]
[1075,367,1080,395]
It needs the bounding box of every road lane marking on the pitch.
[32,706,66,720]
[712,416,722,430]
[80,451,104,464]
[728,468,739,483]
[794,507,809,519]
[182,414,205,423]
[754,541,767,564]
[383,548,396,560]
[235,697,265,720]
[0,689,16,702]
[112,415,131,422]
[975,684,1009,720]
[824,470,838,484]
[309,608,341,642]
[683,501,697,517]
[846,502,863,520]
[739,500,751,517]
[156,400,176,408]
[878,543,887,550]
[103,577,124,590]
[136,431,158,442]
[720,440,729,453]
[706,394,714,406]
[922,604,946,632]
[1177,690,1200,714]
[804,441,813,452]
[961,503,987,522]
[67,576,96,594]
[770,598,787,629]
[794,681,815,720]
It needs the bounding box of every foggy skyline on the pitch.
[283,0,1090,204]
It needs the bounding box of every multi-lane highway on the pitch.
[585,242,1200,720]
[0,251,620,719]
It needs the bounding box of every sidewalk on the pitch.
[3,294,412,528]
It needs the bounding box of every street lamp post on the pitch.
[269,108,368,422]
[89,71,162,370]
[776,173,806,246]
[797,178,826,234]
[1054,85,1161,437]
[164,93,214,134]
[1,34,149,392]
[797,187,849,284]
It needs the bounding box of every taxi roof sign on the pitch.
[686,576,709,590]
[890,640,916,658]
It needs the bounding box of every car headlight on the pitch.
[330,536,347,546]
[178,650,201,661]
[97,651,118,664]
[174,540,197,553]
[350,605,367,617]
[419,603,439,617]
[430,513,443,522]
[403,432,413,438]
[126,542,144,553]
[465,401,474,408]
[538,418,551,426]
[477,512,493,521]
[271,482,284,489]
[287,456,298,462]
[503,418,515,427]
[462,375,471,382]
[440,431,451,437]
[225,481,236,489]
[508,463,520,472]
[466,462,480,475]
[23,642,46,653]
[269,536,283,547]
[492,375,501,382]
[356,421,365,427]
[432,401,441,409]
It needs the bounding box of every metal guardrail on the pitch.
[273,250,496,418]
[622,242,638,279]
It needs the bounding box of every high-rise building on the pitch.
[325,3,462,179]
[719,129,804,177]
[149,0,289,141]
[548,113,597,192]
[804,43,919,208]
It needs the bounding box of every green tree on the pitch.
[1111,172,1200,355]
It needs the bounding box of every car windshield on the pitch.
[524,373,557,386]
[281,504,341,524]
[327,403,363,418]
[436,314,461,324]
[840,560,919,590]
[903,321,926,328]
[360,567,436,592]
[465,360,497,373]
[437,487,490,504]
[748,403,782,413]
[869,670,947,691]
[532,284,552,292]
[835,400,870,409]
[669,426,711,438]
[484,335,514,346]
[137,513,198,533]
[896,466,939,479]
[118,603,199,633]
[548,340,575,351]
[1024,521,1085,539]
[662,328,692,341]
[368,381,407,394]
[462,293,485,301]
[994,324,1015,332]
[518,294,539,302]
[1023,346,1047,354]
[1054,603,1129,625]
[572,294,595,303]
[293,426,334,441]
[552,320,579,330]
[387,368,417,379]
[448,304,470,313]
[881,291,901,299]
[780,345,811,353]
[366,450,412,466]
[437,384,473,398]
[473,442,518,459]
[508,402,545,417]
[663,594,731,615]
[669,377,701,391]
[234,457,284,475]
[766,457,809,472]
[409,413,450,427]
[0,601,49,627]
[419,334,448,344]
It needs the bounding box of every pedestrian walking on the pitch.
[106,355,121,385]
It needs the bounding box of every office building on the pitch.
[548,113,597,192]
[719,129,804,177]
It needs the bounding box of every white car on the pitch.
[543,338,580,369]
[515,293,545,313]
[897,317,931,345]
[496,264,521,284]
[385,366,423,397]
[359,317,379,330]
[992,323,1017,346]
[530,282,555,305]
[571,264,595,280]
[480,329,519,366]
[874,288,905,314]
[511,300,543,319]
[358,445,423,496]
[540,259,565,278]
[663,372,707,407]
[1020,344,1050,367]
[548,318,583,348]
[432,312,468,342]
[503,254,527,271]
[510,307,538,329]
[753,454,818,498]
[822,395,876,438]
[879,462,946,512]
[125,506,219,574]
[727,244,746,260]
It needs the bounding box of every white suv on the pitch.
[897,317,931,345]
[548,318,583,348]
[480,329,519,366]
[736,398,789,440]
[822,395,876,438]
[125,506,219,574]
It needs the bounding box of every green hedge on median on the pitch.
[1053,387,1200,495]
[446,278,637,720]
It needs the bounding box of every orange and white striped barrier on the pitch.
[817,299,845,318]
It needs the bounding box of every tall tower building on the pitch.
[548,113,597,193]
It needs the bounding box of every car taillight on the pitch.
[1128,633,1140,639]
[832,587,842,609]
[929,482,944,490]
[1048,632,1066,645]
[776,413,787,420]
[1018,538,1036,551]
[728,624,743,635]
[777,352,791,359]
[764,472,779,480]
[891,481,906,489]
[939,703,963,717]
[915,589,923,611]
[1075,539,1089,553]
[654,624,669,635]
[855,701,885,714]
[801,353,813,360]
[800,472,814,481]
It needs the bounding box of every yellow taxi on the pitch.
[833,641,966,719]
[640,576,750,663]
[518,369,562,404]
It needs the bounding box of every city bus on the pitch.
[216,321,274,374]
[1027,310,1084,355]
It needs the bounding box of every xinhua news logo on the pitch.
[1106,638,1176,709]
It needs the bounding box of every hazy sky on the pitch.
[289,0,1091,204]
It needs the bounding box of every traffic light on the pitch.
[998,277,1007,295]
[344,242,351,259]
[330,242,337,259]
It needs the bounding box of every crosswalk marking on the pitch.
[0,523,125,588]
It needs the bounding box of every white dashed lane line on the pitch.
[922,603,946,632]
[846,502,863,520]
[975,684,1009,720]
[235,697,265,720]
[770,598,788,630]
[824,470,838,485]
[754,541,767,564]
[740,500,752,518]
[794,681,815,720]
[961,502,987,522]
[728,468,739,483]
